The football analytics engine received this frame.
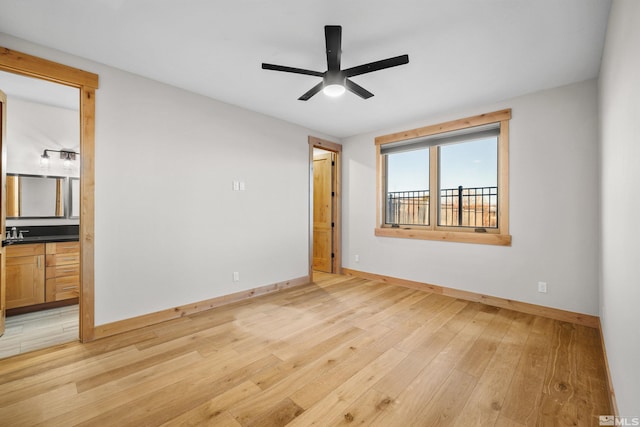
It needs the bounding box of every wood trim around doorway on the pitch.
[309,136,342,280]
[0,46,98,342]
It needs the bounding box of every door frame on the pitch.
[308,136,342,281]
[0,46,99,342]
[0,90,6,336]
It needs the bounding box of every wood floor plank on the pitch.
[0,382,78,425]
[31,351,206,427]
[285,347,407,426]
[328,387,394,426]
[251,326,364,390]
[74,329,231,392]
[368,306,496,426]
[0,344,141,406]
[353,288,431,329]
[500,316,555,425]
[455,307,515,378]
[414,368,478,426]
[0,273,611,425]
[228,329,373,425]
[160,380,260,427]
[244,398,304,427]
[574,325,611,421]
[77,353,281,426]
[495,414,527,427]
[453,311,533,427]
[393,298,471,354]
[286,325,392,410]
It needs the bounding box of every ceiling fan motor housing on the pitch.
[324,70,345,88]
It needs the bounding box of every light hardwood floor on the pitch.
[0,273,611,426]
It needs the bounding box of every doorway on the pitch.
[0,46,98,345]
[309,136,342,281]
[0,72,81,357]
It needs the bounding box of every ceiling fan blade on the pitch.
[344,54,409,78]
[345,79,374,99]
[262,63,324,77]
[298,81,324,101]
[325,25,342,71]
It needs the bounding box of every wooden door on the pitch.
[5,253,45,309]
[313,152,334,273]
[0,90,6,336]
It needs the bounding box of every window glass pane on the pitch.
[385,148,429,225]
[439,137,498,228]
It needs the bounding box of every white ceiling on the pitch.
[0,0,611,138]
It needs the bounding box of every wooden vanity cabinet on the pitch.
[45,242,80,302]
[5,244,46,309]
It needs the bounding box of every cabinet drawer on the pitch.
[45,241,80,255]
[46,253,80,267]
[46,264,80,279]
[6,243,45,258]
[46,275,80,302]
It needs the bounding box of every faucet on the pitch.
[11,227,17,240]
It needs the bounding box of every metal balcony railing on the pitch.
[386,190,430,226]
[386,186,498,228]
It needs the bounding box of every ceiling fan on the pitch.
[262,25,409,101]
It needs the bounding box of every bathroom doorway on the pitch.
[0,46,98,353]
[0,71,81,357]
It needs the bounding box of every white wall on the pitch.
[6,97,80,178]
[0,33,334,325]
[4,96,80,226]
[342,79,600,316]
[599,0,640,416]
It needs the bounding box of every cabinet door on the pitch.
[5,255,45,309]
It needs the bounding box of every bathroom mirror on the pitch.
[70,178,80,218]
[6,174,66,218]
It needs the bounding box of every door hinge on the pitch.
[331,191,335,197]
[331,253,335,258]
[332,161,335,166]
[331,222,335,228]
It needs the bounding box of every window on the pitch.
[376,109,511,245]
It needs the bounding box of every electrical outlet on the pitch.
[355,254,360,262]
[538,281,547,293]
[239,181,245,191]
[232,181,240,191]
[233,272,240,282]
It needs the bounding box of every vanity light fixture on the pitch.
[40,149,79,169]
[40,150,50,166]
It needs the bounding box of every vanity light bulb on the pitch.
[40,156,49,167]
[63,158,72,169]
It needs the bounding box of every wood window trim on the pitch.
[0,46,98,341]
[375,109,512,246]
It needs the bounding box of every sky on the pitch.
[387,137,498,192]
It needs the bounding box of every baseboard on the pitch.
[342,268,599,329]
[93,275,310,340]
[598,318,619,416]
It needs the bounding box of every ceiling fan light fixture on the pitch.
[262,25,409,101]
[323,84,345,97]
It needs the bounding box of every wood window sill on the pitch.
[375,227,512,246]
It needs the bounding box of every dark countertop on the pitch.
[3,235,79,247]
[3,225,80,247]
